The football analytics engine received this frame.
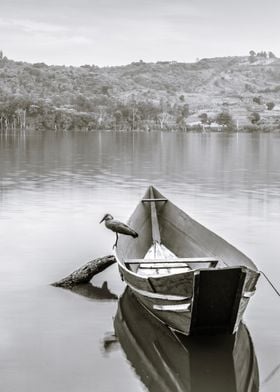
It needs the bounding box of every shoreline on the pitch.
[1,125,280,133]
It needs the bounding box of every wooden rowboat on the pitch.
[115,186,259,335]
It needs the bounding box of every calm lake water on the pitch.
[0,130,280,392]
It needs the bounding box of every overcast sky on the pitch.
[0,0,279,66]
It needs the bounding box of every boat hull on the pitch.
[118,263,259,335]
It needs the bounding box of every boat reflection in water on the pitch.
[114,288,259,392]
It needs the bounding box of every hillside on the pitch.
[1,52,280,131]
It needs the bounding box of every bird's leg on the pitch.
[113,233,118,249]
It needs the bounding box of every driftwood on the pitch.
[51,255,116,288]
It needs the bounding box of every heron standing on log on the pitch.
[100,214,138,248]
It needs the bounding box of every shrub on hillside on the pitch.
[268,51,277,59]
[215,111,234,127]
[253,96,261,104]
[266,102,275,110]
[249,112,261,124]
[199,113,209,124]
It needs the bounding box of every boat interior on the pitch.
[135,242,219,277]
[117,186,241,277]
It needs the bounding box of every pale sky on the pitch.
[0,0,279,66]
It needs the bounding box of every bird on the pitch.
[99,213,138,248]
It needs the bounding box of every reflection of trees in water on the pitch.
[1,132,279,204]
[111,288,259,392]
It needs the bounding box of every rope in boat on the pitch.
[260,270,280,297]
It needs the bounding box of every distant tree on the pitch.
[181,104,189,118]
[113,110,123,130]
[199,113,208,124]
[257,51,267,58]
[0,50,3,60]
[268,51,276,59]
[215,111,234,127]
[253,96,261,104]
[266,101,275,110]
[176,115,187,131]
[158,112,171,129]
[130,105,139,130]
[249,50,256,63]
[179,95,185,102]
[249,111,260,124]
[55,111,73,130]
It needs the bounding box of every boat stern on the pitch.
[190,267,259,335]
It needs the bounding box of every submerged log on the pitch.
[51,255,116,288]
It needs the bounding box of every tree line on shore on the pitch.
[0,94,193,131]
[0,94,249,132]
[0,50,279,132]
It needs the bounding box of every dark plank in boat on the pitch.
[190,268,246,334]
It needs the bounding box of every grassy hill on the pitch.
[1,52,280,131]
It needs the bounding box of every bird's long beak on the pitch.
[99,216,105,224]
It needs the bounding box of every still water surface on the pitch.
[0,130,280,391]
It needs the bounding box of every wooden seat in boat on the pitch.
[125,257,219,274]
